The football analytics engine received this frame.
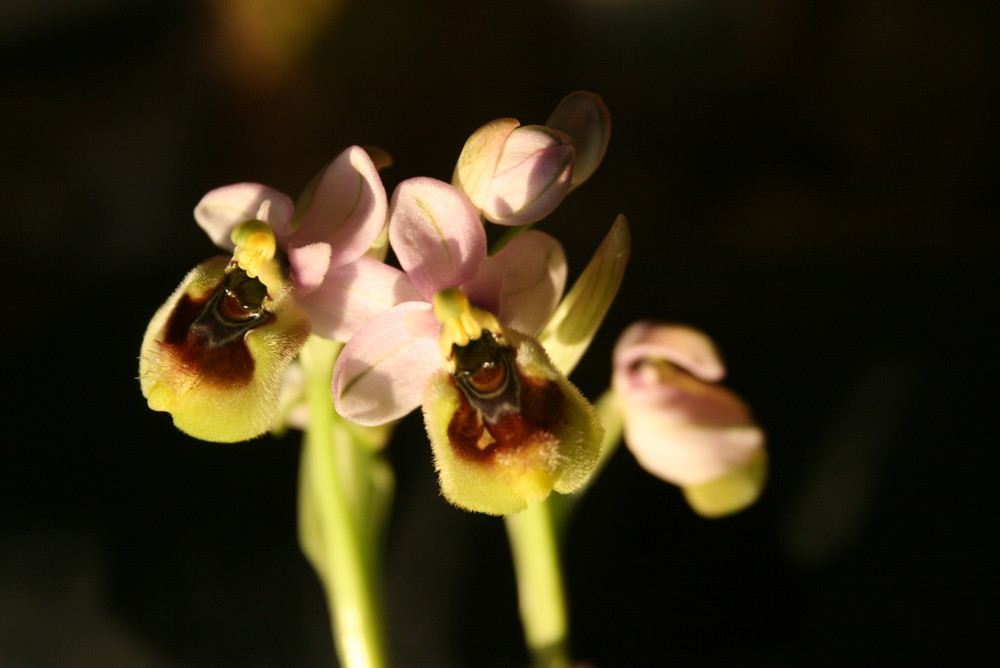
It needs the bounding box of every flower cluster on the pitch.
[139,91,765,517]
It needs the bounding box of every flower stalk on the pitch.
[505,498,571,668]
[298,335,391,668]
[505,389,625,668]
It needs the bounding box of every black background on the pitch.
[2,1,996,666]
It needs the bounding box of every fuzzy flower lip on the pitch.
[193,145,397,341]
[139,252,310,443]
[613,322,766,503]
[332,177,568,426]
[422,315,604,515]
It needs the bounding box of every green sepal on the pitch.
[538,215,630,375]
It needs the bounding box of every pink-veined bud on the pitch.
[454,121,575,226]
[612,322,766,517]
[545,91,611,189]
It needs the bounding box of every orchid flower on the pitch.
[612,322,767,517]
[453,91,611,226]
[332,177,627,515]
[139,146,393,443]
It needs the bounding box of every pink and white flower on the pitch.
[140,146,394,442]
[332,177,615,515]
[332,177,568,425]
[193,145,396,341]
[612,322,767,517]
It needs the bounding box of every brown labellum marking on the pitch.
[161,268,272,387]
[447,332,566,462]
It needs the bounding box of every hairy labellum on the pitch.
[423,327,603,515]
[140,256,309,442]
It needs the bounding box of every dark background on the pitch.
[2,1,995,666]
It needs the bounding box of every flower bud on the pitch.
[612,322,766,517]
[454,122,575,226]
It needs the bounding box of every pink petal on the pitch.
[332,301,441,425]
[286,146,388,266]
[614,322,726,384]
[460,255,503,317]
[493,230,567,336]
[624,412,764,487]
[388,177,486,300]
[615,367,763,486]
[194,183,294,252]
[296,257,422,342]
[287,241,332,293]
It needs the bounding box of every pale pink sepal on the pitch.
[296,256,421,342]
[194,183,294,252]
[494,230,567,336]
[615,322,726,385]
[388,177,487,300]
[483,126,574,226]
[624,407,764,487]
[286,146,388,266]
[332,301,441,425]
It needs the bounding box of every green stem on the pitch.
[504,390,625,668]
[489,223,533,255]
[299,337,387,668]
[504,498,571,668]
